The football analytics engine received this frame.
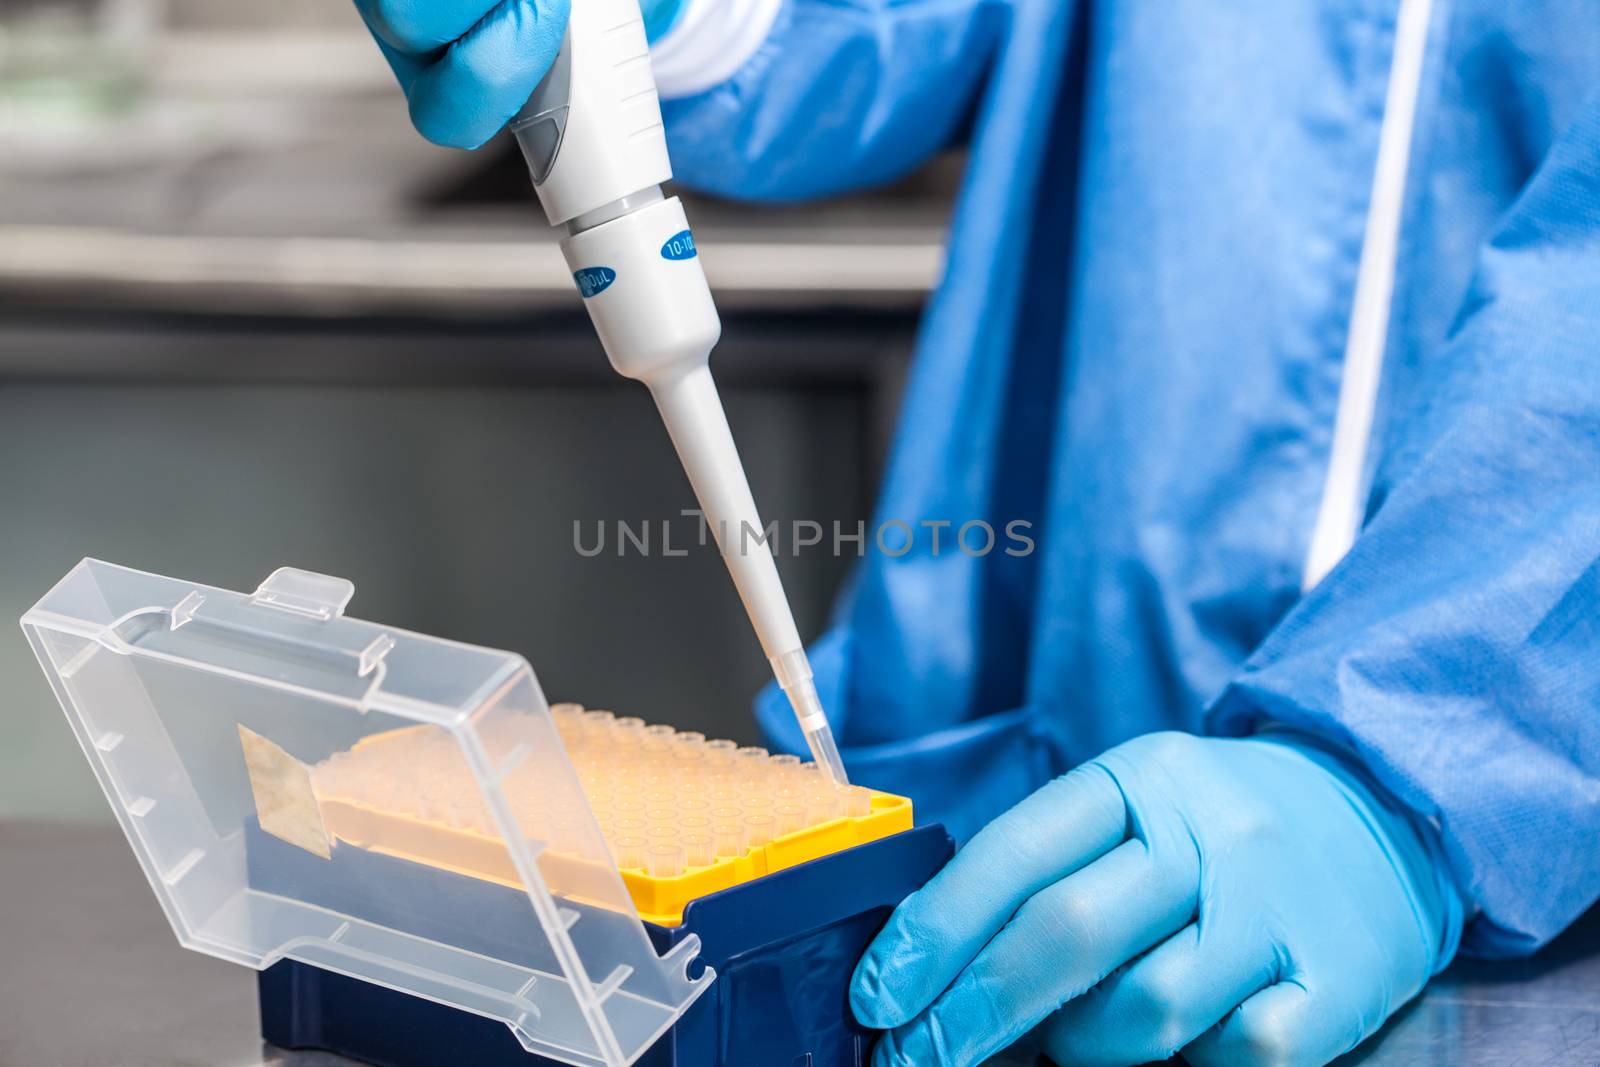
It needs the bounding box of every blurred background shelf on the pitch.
[0,3,955,315]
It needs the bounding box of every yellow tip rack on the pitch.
[313,705,912,925]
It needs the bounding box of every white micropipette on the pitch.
[507,0,848,785]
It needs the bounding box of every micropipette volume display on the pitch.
[507,0,848,784]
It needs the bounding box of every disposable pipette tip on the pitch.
[770,648,847,783]
[778,670,848,786]
[803,719,849,788]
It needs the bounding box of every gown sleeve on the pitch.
[1210,93,1600,958]
[660,0,1009,200]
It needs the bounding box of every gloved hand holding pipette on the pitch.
[355,0,685,149]
[354,0,846,785]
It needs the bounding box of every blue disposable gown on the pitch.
[661,1,1600,958]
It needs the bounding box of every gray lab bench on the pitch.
[2,820,1596,1067]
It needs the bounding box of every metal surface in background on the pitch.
[2,821,1598,1067]
[0,224,944,313]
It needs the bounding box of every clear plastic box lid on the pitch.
[21,559,713,1067]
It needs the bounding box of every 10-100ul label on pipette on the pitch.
[661,230,698,260]
[573,267,616,298]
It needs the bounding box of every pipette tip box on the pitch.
[255,820,953,1067]
[22,560,952,1067]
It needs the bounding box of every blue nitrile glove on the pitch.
[356,0,687,149]
[850,731,1463,1067]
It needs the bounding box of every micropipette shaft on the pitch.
[649,366,848,785]
[505,0,847,784]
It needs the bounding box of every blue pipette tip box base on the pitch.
[255,821,954,1067]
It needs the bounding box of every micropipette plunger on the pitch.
[505,0,847,785]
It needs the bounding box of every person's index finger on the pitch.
[850,763,1128,1030]
[875,838,1196,1067]
[355,0,505,58]
[402,0,570,150]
